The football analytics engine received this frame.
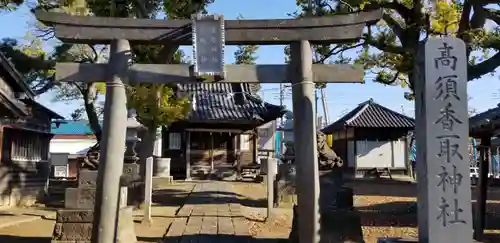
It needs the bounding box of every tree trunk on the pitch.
[138,125,157,179]
[83,84,102,142]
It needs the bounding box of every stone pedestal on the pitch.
[51,207,136,243]
[53,170,137,243]
[65,171,128,209]
[287,168,362,242]
[153,158,173,183]
[320,209,364,242]
[122,163,144,206]
[289,205,363,243]
[318,169,361,242]
[276,163,297,204]
[64,186,128,209]
[319,169,350,212]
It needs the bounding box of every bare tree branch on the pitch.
[468,52,500,80]
[88,44,99,63]
[382,13,405,40]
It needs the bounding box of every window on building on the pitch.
[240,134,250,151]
[169,133,181,150]
[9,132,47,162]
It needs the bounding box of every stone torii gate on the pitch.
[35,9,381,243]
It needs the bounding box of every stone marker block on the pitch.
[416,37,473,243]
[78,170,98,188]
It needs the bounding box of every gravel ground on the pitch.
[0,181,195,243]
[1,179,500,243]
[231,179,500,243]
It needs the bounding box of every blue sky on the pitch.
[0,0,499,123]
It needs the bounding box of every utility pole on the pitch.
[279,83,285,127]
[320,88,329,125]
[315,89,318,126]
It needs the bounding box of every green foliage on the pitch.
[0,36,56,93]
[0,0,23,11]
[128,43,193,128]
[1,0,214,140]
[123,0,214,130]
[345,0,499,98]
[234,14,260,95]
[286,0,360,89]
[126,84,192,128]
[288,0,500,99]
[163,0,214,18]
[234,45,258,65]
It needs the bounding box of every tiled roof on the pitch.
[321,99,415,133]
[51,120,96,135]
[469,104,500,135]
[0,52,35,98]
[0,52,63,119]
[52,84,285,134]
[177,83,285,123]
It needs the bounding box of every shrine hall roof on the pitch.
[0,52,63,119]
[469,104,500,137]
[175,83,286,124]
[321,99,415,133]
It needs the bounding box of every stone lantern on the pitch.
[122,109,145,206]
[124,109,143,164]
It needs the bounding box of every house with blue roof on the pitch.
[50,120,98,155]
[49,120,98,178]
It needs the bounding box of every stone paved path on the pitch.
[163,181,254,243]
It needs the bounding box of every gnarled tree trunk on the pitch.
[83,83,102,142]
